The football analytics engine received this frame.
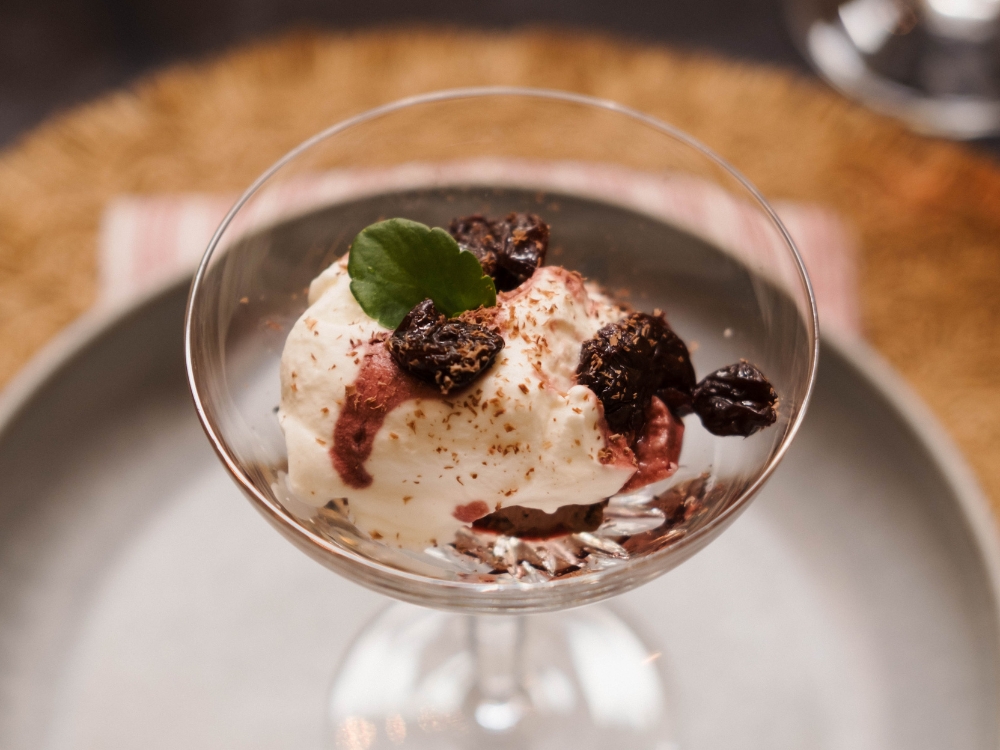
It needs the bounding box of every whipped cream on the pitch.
[279,258,656,550]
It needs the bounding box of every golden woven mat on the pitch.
[1,29,998,505]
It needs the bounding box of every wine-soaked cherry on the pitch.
[652,324,697,417]
[387,299,505,394]
[448,214,501,277]
[693,360,778,436]
[448,212,550,291]
[577,312,696,434]
[496,212,549,288]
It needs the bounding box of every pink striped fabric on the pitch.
[98,161,858,337]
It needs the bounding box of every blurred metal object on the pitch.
[786,0,1000,138]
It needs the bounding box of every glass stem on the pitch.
[468,614,528,732]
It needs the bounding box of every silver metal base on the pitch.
[786,0,1000,139]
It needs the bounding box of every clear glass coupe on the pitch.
[185,88,818,749]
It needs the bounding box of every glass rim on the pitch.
[184,86,820,600]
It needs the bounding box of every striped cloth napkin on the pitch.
[99,162,859,337]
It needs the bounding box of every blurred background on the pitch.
[3,3,1000,748]
[0,0,998,464]
[0,0,997,485]
[1,0,995,153]
[0,0,801,147]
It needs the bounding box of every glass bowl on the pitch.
[185,87,818,748]
[185,87,817,614]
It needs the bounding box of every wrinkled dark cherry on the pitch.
[576,312,696,433]
[448,214,501,277]
[692,360,777,436]
[386,299,504,394]
[448,212,549,291]
[495,212,549,289]
[652,327,698,417]
[472,501,606,539]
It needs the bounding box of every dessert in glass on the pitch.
[185,88,818,748]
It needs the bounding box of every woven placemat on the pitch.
[1,28,998,505]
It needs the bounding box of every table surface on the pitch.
[1,0,997,156]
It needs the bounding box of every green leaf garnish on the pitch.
[347,218,497,329]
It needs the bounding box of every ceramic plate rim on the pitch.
[2,273,999,673]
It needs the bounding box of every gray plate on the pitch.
[0,280,998,750]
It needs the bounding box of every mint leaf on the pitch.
[347,218,497,329]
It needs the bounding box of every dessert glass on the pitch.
[185,88,818,748]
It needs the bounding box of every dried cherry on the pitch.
[576,312,696,433]
[448,214,501,277]
[386,299,504,394]
[692,360,777,436]
[495,212,549,289]
[449,212,549,291]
